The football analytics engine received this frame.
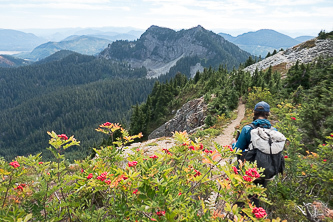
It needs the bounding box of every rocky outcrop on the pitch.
[148,97,208,140]
[244,38,333,74]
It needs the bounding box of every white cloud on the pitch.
[0,2,130,11]
[265,0,325,6]
[0,0,331,35]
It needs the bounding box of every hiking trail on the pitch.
[214,103,246,147]
[124,103,246,156]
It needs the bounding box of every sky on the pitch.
[0,0,332,37]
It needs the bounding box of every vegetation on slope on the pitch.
[130,62,282,139]
[0,57,332,221]
[129,57,333,220]
[0,53,152,160]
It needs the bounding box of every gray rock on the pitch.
[243,38,333,74]
[148,97,208,139]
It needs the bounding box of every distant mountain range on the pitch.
[16,35,111,61]
[0,27,316,67]
[0,29,46,51]
[0,27,143,63]
[219,29,315,57]
[100,25,251,78]
[20,27,144,42]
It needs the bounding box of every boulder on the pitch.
[148,97,207,140]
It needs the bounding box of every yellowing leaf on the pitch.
[202,158,212,164]
[212,151,221,161]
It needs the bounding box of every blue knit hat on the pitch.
[254,101,270,112]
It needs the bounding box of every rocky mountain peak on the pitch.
[144,25,176,37]
[99,25,250,78]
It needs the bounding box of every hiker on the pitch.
[233,101,286,206]
[234,101,275,163]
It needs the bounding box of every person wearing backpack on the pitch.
[233,101,286,206]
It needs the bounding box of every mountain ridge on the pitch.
[0,29,46,51]
[243,38,333,74]
[99,25,251,78]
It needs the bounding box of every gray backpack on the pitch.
[245,124,286,179]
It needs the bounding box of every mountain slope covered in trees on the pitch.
[0,52,153,160]
[0,54,32,68]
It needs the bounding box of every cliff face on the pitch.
[243,38,333,74]
[148,97,207,140]
[99,25,250,78]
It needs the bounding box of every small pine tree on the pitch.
[266,52,271,58]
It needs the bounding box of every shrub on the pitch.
[0,123,277,221]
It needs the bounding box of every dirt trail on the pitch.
[124,103,246,156]
[214,103,246,146]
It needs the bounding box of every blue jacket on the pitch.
[234,119,277,152]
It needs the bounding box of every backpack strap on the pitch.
[246,123,257,151]
[267,132,278,176]
[247,123,257,129]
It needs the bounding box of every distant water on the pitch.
[0,51,26,55]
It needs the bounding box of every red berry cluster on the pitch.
[103,122,112,126]
[162,148,172,155]
[57,134,68,140]
[97,172,108,181]
[87,173,93,179]
[194,169,201,177]
[156,211,165,216]
[232,166,238,174]
[245,168,260,178]
[149,155,158,160]
[9,161,20,168]
[188,146,195,150]
[14,184,26,191]
[252,207,267,218]
[128,161,138,167]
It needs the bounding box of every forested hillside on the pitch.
[0,54,32,68]
[0,52,153,160]
[132,56,333,150]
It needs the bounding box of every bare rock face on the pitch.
[148,97,207,140]
[243,38,333,74]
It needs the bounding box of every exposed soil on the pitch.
[214,103,245,146]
